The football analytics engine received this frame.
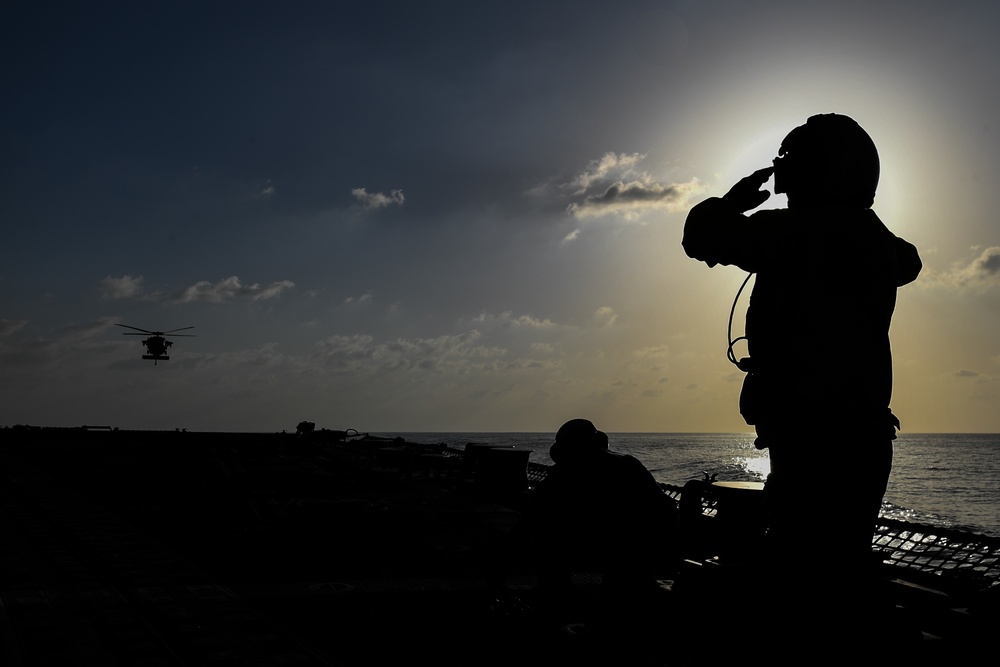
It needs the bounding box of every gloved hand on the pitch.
[722,167,774,213]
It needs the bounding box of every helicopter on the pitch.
[116,324,196,365]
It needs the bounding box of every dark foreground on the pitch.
[0,428,991,666]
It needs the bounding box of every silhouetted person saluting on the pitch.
[683,114,922,649]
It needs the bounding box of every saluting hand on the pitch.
[722,167,774,213]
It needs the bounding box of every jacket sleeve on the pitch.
[871,212,922,286]
[682,197,762,272]
[892,236,922,287]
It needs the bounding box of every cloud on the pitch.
[467,311,557,329]
[58,318,120,339]
[557,152,704,220]
[344,290,375,306]
[306,312,584,388]
[566,152,647,194]
[961,246,1000,282]
[98,275,295,303]
[0,319,28,337]
[0,317,120,368]
[924,246,1000,289]
[315,330,506,374]
[510,314,557,329]
[632,344,670,359]
[255,181,276,198]
[568,178,704,219]
[954,369,979,378]
[100,275,144,299]
[592,306,618,326]
[168,277,295,303]
[352,187,405,209]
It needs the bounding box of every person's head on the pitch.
[772,113,879,210]
[549,418,609,464]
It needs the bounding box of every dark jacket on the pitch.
[683,198,922,441]
[517,448,678,580]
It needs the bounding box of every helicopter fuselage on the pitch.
[141,335,172,360]
[116,324,194,365]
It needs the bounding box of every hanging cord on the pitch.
[727,272,754,370]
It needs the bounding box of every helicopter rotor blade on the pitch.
[162,327,195,334]
[115,324,155,334]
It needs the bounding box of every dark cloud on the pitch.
[929,246,1000,288]
[973,247,1000,276]
[556,152,703,220]
[569,180,698,217]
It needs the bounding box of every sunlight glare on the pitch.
[734,446,771,480]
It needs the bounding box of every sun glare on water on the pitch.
[734,446,771,480]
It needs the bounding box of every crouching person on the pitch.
[493,419,679,632]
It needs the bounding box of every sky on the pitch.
[3,0,1000,434]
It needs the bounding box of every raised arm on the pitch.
[682,167,774,271]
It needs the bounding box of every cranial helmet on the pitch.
[773,113,880,209]
[550,419,609,463]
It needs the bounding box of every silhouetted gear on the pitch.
[550,418,609,463]
[683,112,923,655]
[512,420,679,618]
[773,113,880,209]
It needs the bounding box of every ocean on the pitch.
[374,431,1000,538]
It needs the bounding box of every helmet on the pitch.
[772,114,880,209]
[550,418,609,463]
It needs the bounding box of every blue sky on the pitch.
[3,1,1000,433]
